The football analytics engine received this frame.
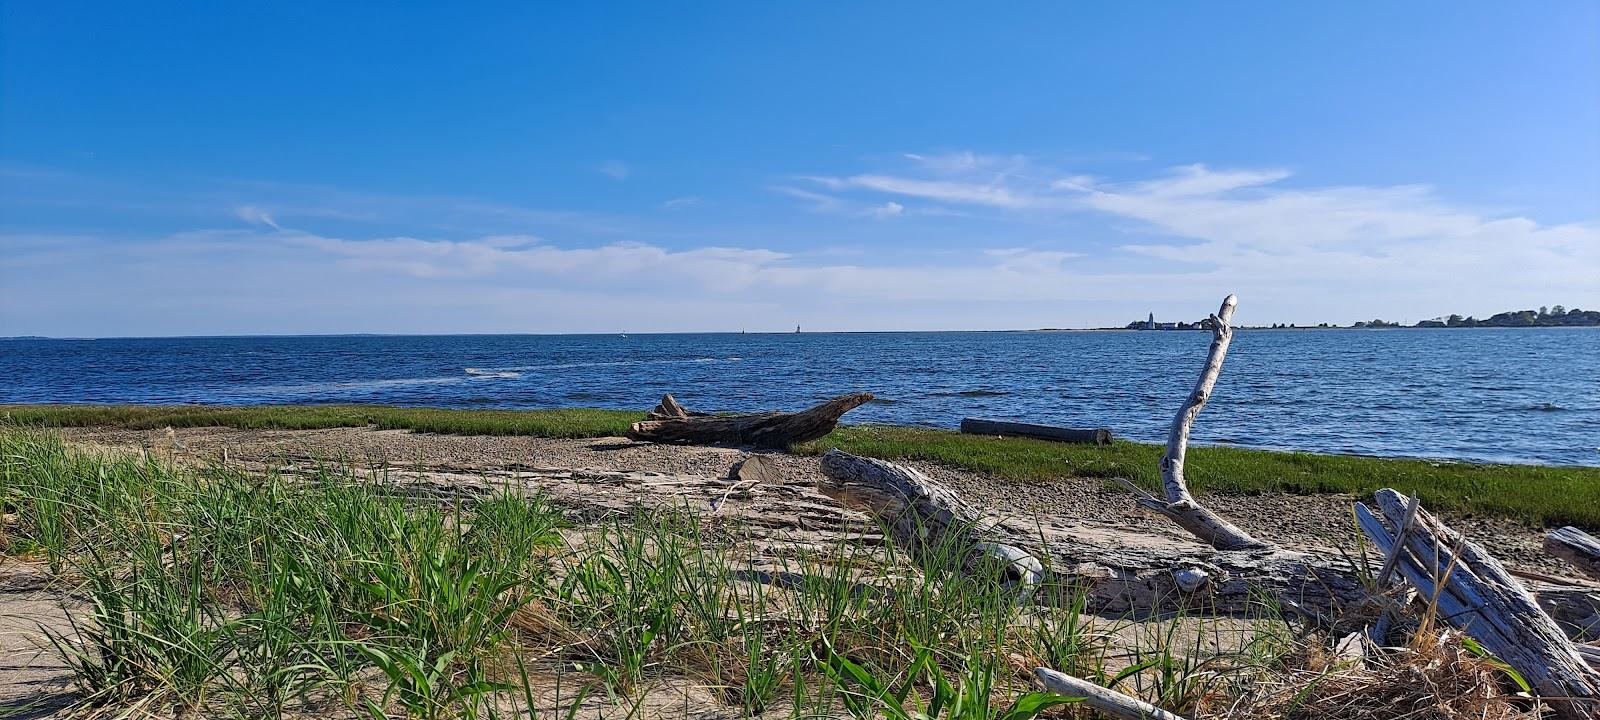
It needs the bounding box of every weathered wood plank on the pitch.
[1547,526,1600,581]
[959,418,1111,445]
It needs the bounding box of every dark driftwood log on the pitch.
[959,418,1111,445]
[1358,489,1600,718]
[1547,526,1600,581]
[628,393,872,449]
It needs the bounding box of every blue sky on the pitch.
[3,2,1597,335]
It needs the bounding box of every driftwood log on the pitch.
[1357,489,1600,718]
[820,450,1044,598]
[1547,526,1600,581]
[627,393,872,448]
[819,448,1366,614]
[959,418,1111,445]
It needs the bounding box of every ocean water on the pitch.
[2,328,1597,466]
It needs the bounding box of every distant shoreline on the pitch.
[6,324,1600,341]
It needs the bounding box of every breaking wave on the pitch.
[463,368,522,378]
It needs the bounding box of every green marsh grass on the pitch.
[1,403,642,438]
[7,403,1599,526]
[805,424,1600,528]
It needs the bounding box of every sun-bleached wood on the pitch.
[819,448,1368,614]
[1547,526,1600,581]
[1374,493,1421,587]
[1032,668,1186,720]
[819,449,1043,597]
[627,392,872,448]
[1357,488,1600,718]
[1123,294,1269,551]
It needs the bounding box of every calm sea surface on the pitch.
[3,329,1597,466]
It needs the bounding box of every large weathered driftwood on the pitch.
[1547,526,1600,581]
[819,448,1365,614]
[960,418,1112,445]
[819,450,1043,596]
[627,392,872,448]
[1121,295,1269,551]
[1357,489,1600,718]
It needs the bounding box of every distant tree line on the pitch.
[1122,306,1599,330]
[1411,306,1600,328]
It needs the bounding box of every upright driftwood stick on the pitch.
[1357,489,1600,718]
[1547,526,1600,581]
[1125,294,1268,550]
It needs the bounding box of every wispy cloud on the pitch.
[771,185,842,213]
[823,175,1035,209]
[234,205,281,229]
[595,160,632,180]
[864,201,904,219]
[661,196,701,210]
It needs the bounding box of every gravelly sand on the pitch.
[56,425,1573,576]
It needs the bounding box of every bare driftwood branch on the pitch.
[1357,488,1600,718]
[1033,668,1185,720]
[628,392,872,448]
[959,418,1112,445]
[1547,526,1600,581]
[1124,294,1268,551]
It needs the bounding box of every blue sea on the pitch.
[3,328,1597,466]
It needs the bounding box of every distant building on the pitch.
[1147,312,1155,330]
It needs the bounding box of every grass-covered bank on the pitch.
[0,403,644,438]
[6,403,1599,528]
[805,426,1600,529]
